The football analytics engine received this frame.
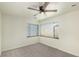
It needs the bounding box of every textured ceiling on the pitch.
[0,2,79,20]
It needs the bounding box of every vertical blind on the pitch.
[28,24,38,37]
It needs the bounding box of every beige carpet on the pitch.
[1,43,76,57]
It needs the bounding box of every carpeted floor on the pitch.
[1,43,76,57]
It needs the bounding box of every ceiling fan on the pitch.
[27,2,57,16]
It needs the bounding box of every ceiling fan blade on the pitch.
[45,10,57,12]
[28,7,39,11]
[43,2,49,9]
[34,12,41,16]
[34,13,39,16]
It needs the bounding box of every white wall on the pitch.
[2,14,39,51]
[0,12,2,55]
[40,10,79,56]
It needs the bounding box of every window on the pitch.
[40,22,59,39]
[27,24,39,37]
[27,22,59,39]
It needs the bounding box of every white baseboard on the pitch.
[40,42,77,57]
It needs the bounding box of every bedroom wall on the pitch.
[2,14,39,51]
[0,12,2,55]
[40,10,79,56]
